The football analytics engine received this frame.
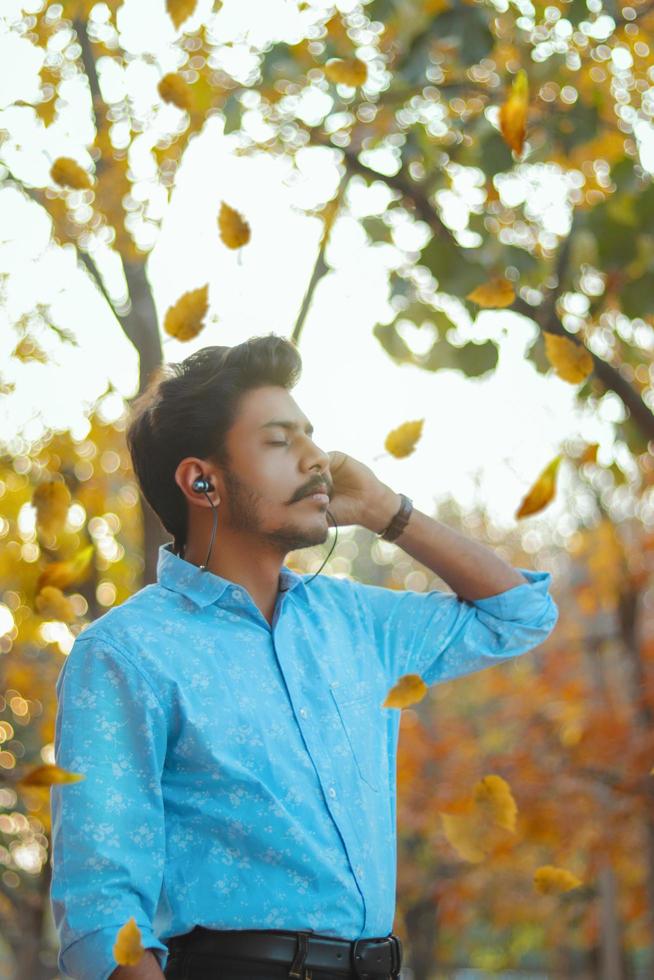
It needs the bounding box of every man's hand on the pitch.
[326,451,400,531]
[109,949,166,980]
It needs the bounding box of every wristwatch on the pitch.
[377,493,413,542]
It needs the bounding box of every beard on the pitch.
[223,468,330,554]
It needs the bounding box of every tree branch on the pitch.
[73,17,103,139]
[291,169,349,347]
[307,129,654,442]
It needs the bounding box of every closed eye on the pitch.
[268,441,289,446]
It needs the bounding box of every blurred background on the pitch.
[1,0,654,976]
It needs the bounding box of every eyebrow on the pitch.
[260,419,314,436]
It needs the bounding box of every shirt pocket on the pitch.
[328,683,382,793]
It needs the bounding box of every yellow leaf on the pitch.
[166,0,197,30]
[440,808,488,863]
[218,202,251,249]
[473,774,517,833]
[324,58,368,87]
[384,419,424,459]
[16,764,85,787]
[113,916,145,967]
[544,333,593,384]
[499,68,529,156]
[164,284,209,341]
[37,544,95,592]
[578,442,599,465]
[533,864,583,895]
[50,157,92,190]
[12,336,49,364]
[32,479,71,536]
[35,96,56,127]
[157,72,192,110]
[383,673,428,708]
[466,277,516,308]
[515,455,562,519]
[34,586,77,624]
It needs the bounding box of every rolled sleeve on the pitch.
[50,633,170,980]
[353,567,558,688]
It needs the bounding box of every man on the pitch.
[50,334,558,980]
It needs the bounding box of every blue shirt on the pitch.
[50,541,558,980]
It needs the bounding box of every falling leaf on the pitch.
[218,202,250,249]
[166,0,197,30]
[164,284,209,341]
[113,917,145,967]
[324,58,368,87]
[12,336,49,364]
[50,157,92,190]
[157,72,192,110]
[499,68,529,156]
[533,864,583,895]
[439,773,518,862]
[37,544,95,592]
[466,277,516,308]
[516,455,562,519]
[383,673,428,708]
[32,479,71,536]
[16,764,85,787]
[544,333,593,384]
[440,807,488,863]
[578,442,599,465]
[473,774,517,833]
[384,419,424,459]
[34,586,77,623]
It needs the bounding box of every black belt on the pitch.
[166,926,403,978]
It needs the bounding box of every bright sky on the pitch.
[0,0,639,555]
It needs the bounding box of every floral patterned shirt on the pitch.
[50,541,558,979]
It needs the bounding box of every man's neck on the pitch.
[183,534,287,624]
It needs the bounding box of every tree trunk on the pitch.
[403,896,437,980]
[121,261,172,585]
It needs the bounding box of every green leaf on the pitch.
[431,6,494,66]
[553,101,600,154]
[420,234,486,296]
[361,216,393,243]
[619,272,654,319]
[587,201,638,269]
[454,339,499,377]
[221,93,241,135]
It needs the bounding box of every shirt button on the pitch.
[232,589,243,601]
[328,787,336,798]
[299,708,308,718]
[356,865,364,877]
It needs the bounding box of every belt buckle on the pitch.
[352,935,402,979]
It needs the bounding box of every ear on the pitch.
[174,457,222,506]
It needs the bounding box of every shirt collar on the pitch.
[156,542,307,609]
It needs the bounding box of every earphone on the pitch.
[189,476,339,588]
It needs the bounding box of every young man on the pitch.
[49,334,558,980]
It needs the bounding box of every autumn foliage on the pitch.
[1,0,654,976]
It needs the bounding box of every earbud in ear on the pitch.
[192,477,214,493]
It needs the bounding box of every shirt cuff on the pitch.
[470,567,555,622]
[59,924,169,980]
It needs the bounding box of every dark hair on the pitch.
[126,333,302,556]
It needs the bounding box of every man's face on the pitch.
[217,385,333,553]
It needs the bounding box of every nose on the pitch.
[304,441,331,485]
